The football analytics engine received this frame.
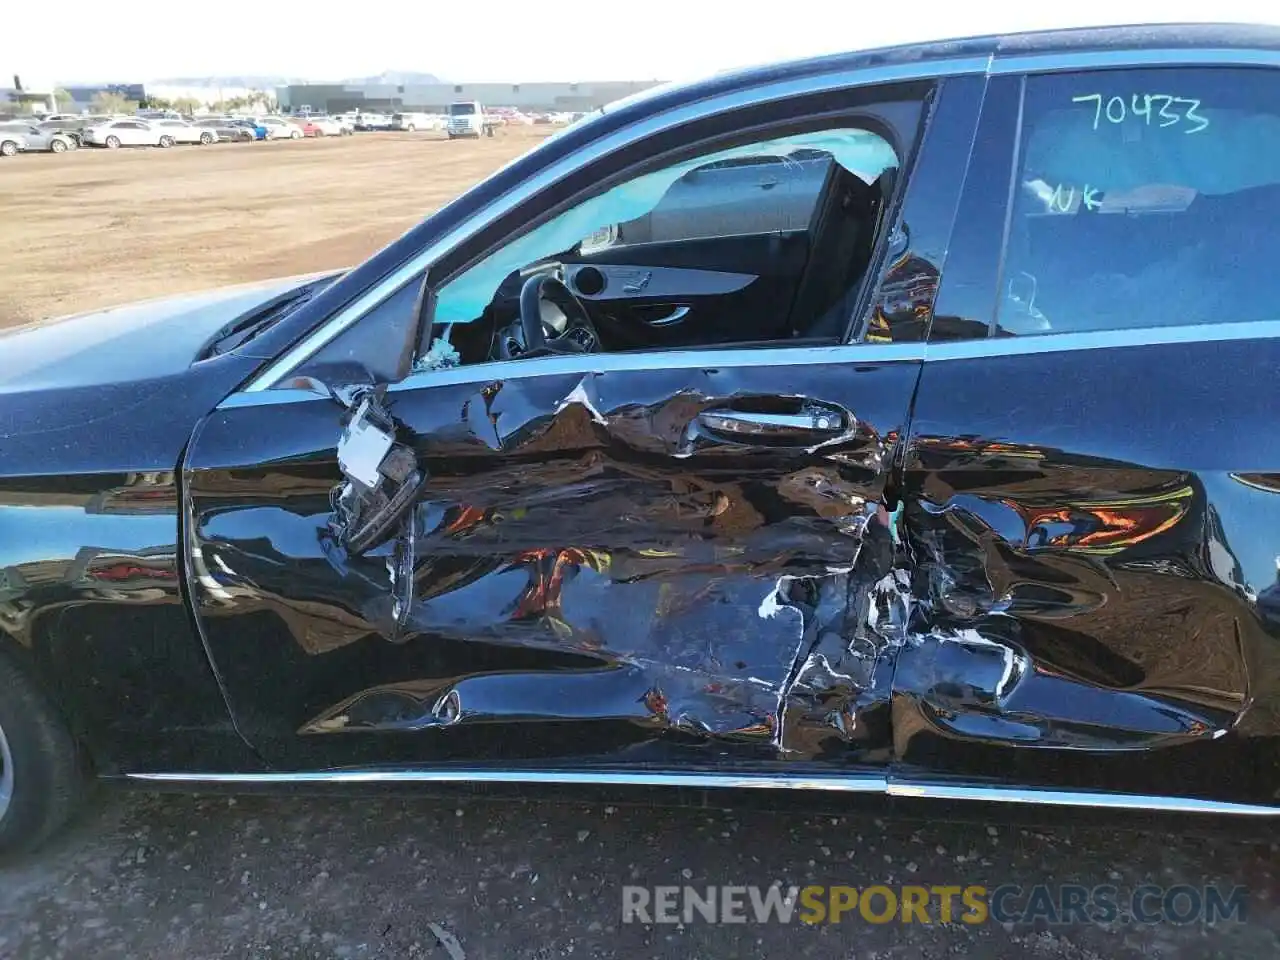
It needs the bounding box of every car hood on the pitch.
[0,273,335,394]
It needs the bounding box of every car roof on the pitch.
[603,22,1280,118]
[749,22,1280,77]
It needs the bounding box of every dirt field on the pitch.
[0,128,554,328]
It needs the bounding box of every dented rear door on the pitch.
[891,69,1280,807]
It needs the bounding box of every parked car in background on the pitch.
[336,112,360,132]
[0,121,75,153]
[354,112,392,131]
[0,127,28,157]
[194,117,257,142]
[37,114,112,146]
[259,117,304,140]
[391,112,436,131]
[307,116,346,136]
[229,118,269,141]
[295,118,323,137]
[82,118,171,148]
[152,119,218,145]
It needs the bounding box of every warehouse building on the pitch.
[276,79,663,115]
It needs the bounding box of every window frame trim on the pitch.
[220,341,929,410]
[238,55,988,394]
[238,46,1280,396]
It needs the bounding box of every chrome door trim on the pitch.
[923,319,1280,363]
[128,769,889,792]
[220,315,1280,412]
[992,46,1280,76]
[0,717,13,823]
[126,767,1280,815]
[239,55,991,393]
[219,342,928,410]
[887,781,1280,817]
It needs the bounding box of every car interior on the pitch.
[422,127,902,369]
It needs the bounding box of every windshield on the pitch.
[449,103,477,116]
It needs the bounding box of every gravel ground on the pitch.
[1,788,1277,959]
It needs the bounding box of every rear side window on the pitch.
[995,67,1280,336]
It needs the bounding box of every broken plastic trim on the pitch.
[329,389,428,556]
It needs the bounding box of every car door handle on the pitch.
[647,305,690,326]
[697,406,847,442]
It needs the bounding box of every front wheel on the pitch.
[157,135,174,148]
[290,129,302,140]
[0,648,88,860]
[0,140,18,157]
[50,138,67,153]
[199,132,214,145]
[104,135,121,149]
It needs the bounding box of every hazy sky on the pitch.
[6,1,1280,84]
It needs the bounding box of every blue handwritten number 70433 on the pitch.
[1071,93,1209,133]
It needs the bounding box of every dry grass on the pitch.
[0,128,555,328]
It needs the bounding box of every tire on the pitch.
[199,132,213,145]
[290,129,302,140]
[406,124,415,132]
[0,140,18,157]
[0,647,88,860]
[105,135,120,149]
[50,138,67,153]
[158,135,174,148]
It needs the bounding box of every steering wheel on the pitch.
[517,273,601,356]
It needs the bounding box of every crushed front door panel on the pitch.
[185,356,921,770]
[895,342,1280,805]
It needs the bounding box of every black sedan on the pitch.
[193,117,259,142]
[3,23,1280,857]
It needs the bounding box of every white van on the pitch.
[446,101,494,139]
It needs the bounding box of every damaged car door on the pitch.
[184,78,982,773]
[892,66,1280,807]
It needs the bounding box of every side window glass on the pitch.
[428,125,906,365]
[276,102,930,391]
[998,67,1280,336]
